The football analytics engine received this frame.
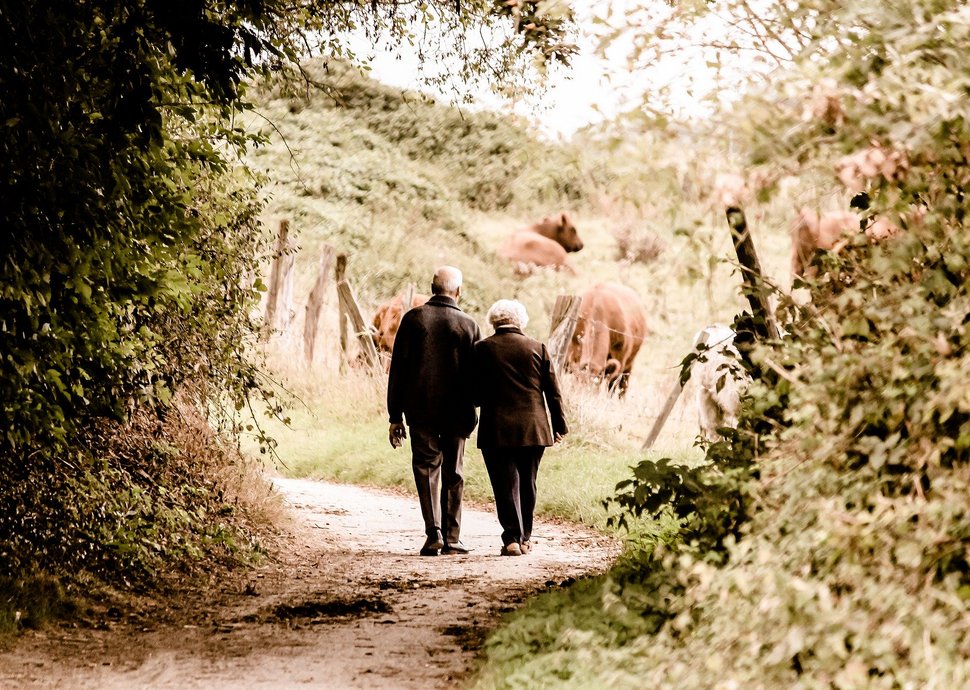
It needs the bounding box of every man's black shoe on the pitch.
[421,531,444,556]
[442,541,471,555]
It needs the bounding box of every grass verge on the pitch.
[251,363,702,530]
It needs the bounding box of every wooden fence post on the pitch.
[335,253,349,359]
[303,245,335,366]
[642,378,685,450]
[401,283,415,317]
[334,253,380,370]
[547,294,582,373]
[725,206,780,340]
[263,219,291,340]
[641,326,726,450]
[277,254,296,337]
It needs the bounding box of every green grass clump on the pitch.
[470,512,684,690]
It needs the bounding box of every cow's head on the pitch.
[554,213,584,253]
[376,319,403,354]
[535,213,583,253]
[367,317,397,373]
[568,356,627,395]
[371,292,429,357]
[593,358,628,395]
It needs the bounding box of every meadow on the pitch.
[242,60,800,530]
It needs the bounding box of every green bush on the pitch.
[1,2,278,598]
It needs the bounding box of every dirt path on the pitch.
[0,477,618,689]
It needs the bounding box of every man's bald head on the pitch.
[431,266,463,298]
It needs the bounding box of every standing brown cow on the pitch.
[370,291,430,366]
[790,208,900,281]
[565,282,648,397]
[498,213,584,275]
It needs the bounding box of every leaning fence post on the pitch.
[642,378,685,450]
[725,206,780,340]
[334,253,380,370]
[642,326,727,450]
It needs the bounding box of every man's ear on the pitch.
[455,285,462,300]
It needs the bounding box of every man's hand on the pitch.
[389,423,407,449]
[554,432,565,444]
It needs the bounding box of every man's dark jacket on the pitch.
[473,326,568,448]
[387,294,482,437]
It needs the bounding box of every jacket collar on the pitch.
[494,325,524,336]
[427,294,461,310]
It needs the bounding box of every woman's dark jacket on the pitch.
[473,326,568,449]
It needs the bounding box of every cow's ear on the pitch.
[561,212,569,225]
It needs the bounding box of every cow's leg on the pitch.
[611,364,635,398]
[604,358,625,397]
[715,378,742,433]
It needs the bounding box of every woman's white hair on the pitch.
[486,299,529,330]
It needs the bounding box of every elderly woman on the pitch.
[473,299,568,556]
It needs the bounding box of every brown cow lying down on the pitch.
[691,324,748,441]
[565,282,647,397]
[498,213,584,275]
[370,291,430,366]
[790,208,900,281]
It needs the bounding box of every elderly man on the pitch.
[473,299,567,556]
[387,266,482,556]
